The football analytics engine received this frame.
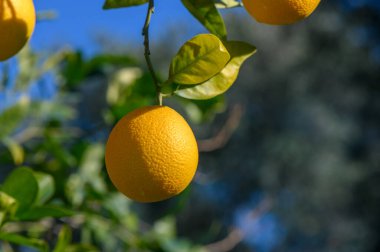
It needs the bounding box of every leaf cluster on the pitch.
[103,0,256,100]
[1,0,256,250]
[0,45,216,252]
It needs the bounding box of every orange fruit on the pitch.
[105,106,199,203]
[242,0,321,25]
[0,0,36,61]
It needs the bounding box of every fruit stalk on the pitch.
[142,0,162,105]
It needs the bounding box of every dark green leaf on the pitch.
[62,52,136,89]
[181,0,227,39]
[17,205,75,221]
[33,171,55,205]
[103,0,148,9]
[175,41,256,99]
[1,167,38,214]
[0,232,48,252]
[43,132,76,168]
[168,34,230,85]
[66,244,99,252]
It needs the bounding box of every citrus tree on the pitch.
[0,0,324,251]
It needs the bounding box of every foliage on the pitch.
[102,0,256,103]
[1,0,379,252]
[0,46,210,251]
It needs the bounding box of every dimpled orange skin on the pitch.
[105,106,199,203]
[242,0,321,25]
[0,0,36,61]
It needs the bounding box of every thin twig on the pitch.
[198,103,245,152]
[142,0,162,105]
[205,196,273,252]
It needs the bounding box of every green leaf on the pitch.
[0,192,18,225]
[17,205,75,221]
[106,67,143,105]
[33,171,55,205]
[43,132,76,168]
[178,95,226,123]
[214,0,242,8]
[79,144,106,194]
[65,174,84,207]
[65,244,99,252]
[175,41,256,99]
[1,167,38,214]
[0,232,48,252]
[181,0,227,39]
[104,193,131,220]
[86,215,116,250]
[53,225,72,252]
[2,138,24,165]
[66,144,106,206]
[152,217,176,240]
[103,0,148,9]
[168,34,230,85]
[63,52,136,90]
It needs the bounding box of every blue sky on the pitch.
[27,0,380,56]
[2,1,234,110]
[3,0,379,110]
[32,1,197,55]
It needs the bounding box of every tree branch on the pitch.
[198,103,244,152]
[205,196,273,252]
[142,0,162,105]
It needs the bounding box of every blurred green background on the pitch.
[1,0,380,251]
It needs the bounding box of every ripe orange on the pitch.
[105,106,199,203]
[0,0,36,61]
[242,0,321,25]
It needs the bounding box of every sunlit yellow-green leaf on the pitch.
[178,95,226,123]
[175,41,256,100]
[0,192,18,225]
[168,34,230,85]
[53,225,72,252]
[214,0,242,8]
[2,138,24,165]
